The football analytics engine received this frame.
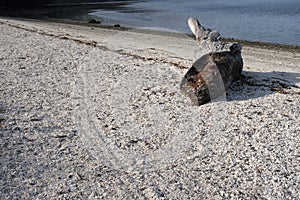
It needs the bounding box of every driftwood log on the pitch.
[180,17,243,106]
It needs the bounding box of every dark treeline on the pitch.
[0,0,138,20]
[0,0,133,8]
[0,0,52,8]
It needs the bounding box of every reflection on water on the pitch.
[43,0,300,45]
[85,0,300,45]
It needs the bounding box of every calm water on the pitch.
[88,0,300,46]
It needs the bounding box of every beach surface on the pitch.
[0,18,299,199]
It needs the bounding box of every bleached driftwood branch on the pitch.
[180,17,243,106]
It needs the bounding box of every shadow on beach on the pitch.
[227,71,300,102]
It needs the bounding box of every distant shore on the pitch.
[0,1,135,22]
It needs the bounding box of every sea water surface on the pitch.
[88,0,300,46]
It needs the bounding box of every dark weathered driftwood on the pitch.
[180,17,243,105]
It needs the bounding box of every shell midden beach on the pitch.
[0,18,299,199]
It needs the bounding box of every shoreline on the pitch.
[1,17,299,74]
[0,10,300,51]
[46,17,300,51]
